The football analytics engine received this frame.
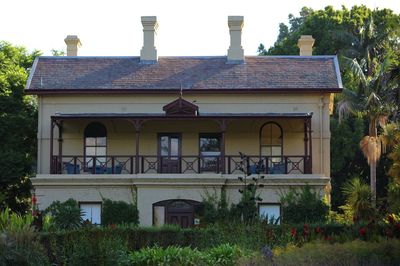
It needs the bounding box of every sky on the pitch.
[1,0,399,56]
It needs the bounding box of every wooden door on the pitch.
[166,200,194,228]
[159,134,181,173]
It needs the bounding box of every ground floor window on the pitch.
[80,202,102,225]
[258,203,281,224]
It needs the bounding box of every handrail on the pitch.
[51,155,312,175]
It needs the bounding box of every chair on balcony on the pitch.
[65,162,80,174]
[106,164,123,174]
[269,162,285,174]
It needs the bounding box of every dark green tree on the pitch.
[258,5,400,208]
[0,41,40,213]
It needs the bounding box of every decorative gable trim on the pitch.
[163,97,199,116]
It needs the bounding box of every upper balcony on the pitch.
[51,154,311,175]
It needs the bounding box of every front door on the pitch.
[166,200,194,228]
[159,133,181,173]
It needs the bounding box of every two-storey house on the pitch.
[25,16,342,227]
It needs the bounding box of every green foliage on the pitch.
[388,182,400,213]
[271,239,400,266]
[280,185,329,224]
[342,178,376,221]
[205,243,243,266]
[129,244,243,266]
[0,41,40,213]
[330,116,369,209]
[0,209,49,266]
[101,198,139,226]
[130,246,204,266]
[60,231,129,266]
[0,207,34,233]
[45,198,83,230]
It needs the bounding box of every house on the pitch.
[25,16,342,227]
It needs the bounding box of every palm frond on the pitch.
[341,56,367,87]
[360,135,382,164]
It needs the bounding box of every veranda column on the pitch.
[49,117,55,174]
[57,120,63,174]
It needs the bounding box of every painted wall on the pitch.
[32,174,329,226]
[37,93,331,177]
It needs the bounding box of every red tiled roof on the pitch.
[25,56,342,93]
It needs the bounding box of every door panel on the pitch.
[159,134,181,173]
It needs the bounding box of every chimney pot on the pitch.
[64,35,81,56]
[140,16,158,63]
[297,35,315,56]
[227,16,244,63]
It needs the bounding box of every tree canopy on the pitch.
[0,41,40,213]
[259,5,400,209]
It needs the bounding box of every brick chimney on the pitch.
[140,16,158,63]
[227,16,244,63]
[297,35,315,56]
[64,35,81,56]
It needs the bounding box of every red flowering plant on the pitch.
[31,193,39,217]
[383,214,400,239]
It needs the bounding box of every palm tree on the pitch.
[337,16,398,206]
[342,178,374,221]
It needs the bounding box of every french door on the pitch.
[158,133,181,173]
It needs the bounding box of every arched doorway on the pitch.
[153,199,202,228]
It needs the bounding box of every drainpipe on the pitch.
[318,96,324,174]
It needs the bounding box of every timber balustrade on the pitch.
[51,155,312,175]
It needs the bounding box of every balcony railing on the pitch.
[51,155,312,175]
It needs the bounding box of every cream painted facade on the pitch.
[32,92,333,226]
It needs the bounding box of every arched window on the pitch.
[260,122,283,158]
[84,122,107,167]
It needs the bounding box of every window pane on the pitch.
[96,147,106,156]
[86,147,96,156]
[80,203,101,224]
[260,146,271,156]
[86,137,96,146]
[160,136,169,156]
[271,146,282,156]
[97,137,107,146]
[170,138,179,157]
[200,136,220,152]
[259,204,280,224]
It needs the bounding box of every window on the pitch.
[199,134,221,172]
[84,122,107,168]
[259,204,281,224]
[80,203,101,224]
[260,122,283,157]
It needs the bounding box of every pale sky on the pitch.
[1,0,398,56]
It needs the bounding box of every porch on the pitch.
[48,110,313,176]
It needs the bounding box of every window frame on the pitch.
[198,133,222,172]
[83,122,107,169]
[79,201,102,225]
[257,203,281,224]
[259,122,283,157]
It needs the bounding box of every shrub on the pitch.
[101,199,139,225]
[280,185,329,224]
[60,230,129,266]
[342,178,375,221]
[129,244,243,266]
[201,189,230,224]
[0,208,50,266]
[271,239,400,266]
[205,243,243,265]
[45,198,83,230]
[130,246,204,265]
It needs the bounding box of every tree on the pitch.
[258,5,400,208]
[0,41,40,213]
[337,15,399,206]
